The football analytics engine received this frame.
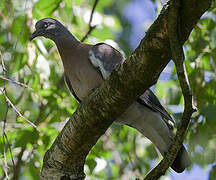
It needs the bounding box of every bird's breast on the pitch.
[65,62,104,101]
[68,74,86,100]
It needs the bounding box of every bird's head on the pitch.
[29,18,67,41]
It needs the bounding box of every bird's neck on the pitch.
[54,29,79,47]
[54,30,79,56]
[55,36,78,50]
[54,31,81,70]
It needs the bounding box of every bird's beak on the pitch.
[29,29,44,41]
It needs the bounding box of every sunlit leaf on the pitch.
[32,0,62,19]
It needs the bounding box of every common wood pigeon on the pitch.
[29,18,191,173]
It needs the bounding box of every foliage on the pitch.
[0,0,215,179]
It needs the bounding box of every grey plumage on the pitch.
[30,18,191,173]
[89,43,124,79]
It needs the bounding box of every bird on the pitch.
[29,18,191,173]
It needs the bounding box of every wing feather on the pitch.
[89,43,174,128]
[88,43,125,79]
[137,89,175,128]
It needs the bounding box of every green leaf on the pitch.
[41,134,51,149]
[156,80,182,105]
[201,52,211,70]
[91,27,114,41]
[74,0,84,6]
[209,165,216,180]
[86,158,97,173]
[32,0,62,19]
[15,129,39,147]
[11,15,30,44]
[38,88,53,97]
[27,160,40,180]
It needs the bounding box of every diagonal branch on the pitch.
[3,91,37,129]
[89,0,99,27]
[40,0,213,179]
[0,51,37,129]
[0,75,33,90]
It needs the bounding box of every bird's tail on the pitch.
[170,145,191,173]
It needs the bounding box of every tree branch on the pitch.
[1,51,15,179]
[0,75,33,90]
[143,0,197,179]
[40,0,213,179]
[81,0,99,42]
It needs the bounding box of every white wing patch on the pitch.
[89,49,110,79]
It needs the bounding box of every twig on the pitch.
[3,90,37,129]
[81,0,99,42]
[2,106,9,179]
[0,75,33,90]
[1,51,7,93]
[13,100,45,179]
[13,146,25,180]
[81,25,97,42]
[144,0,196,179]
[1,1,34,178]
[1,48,9,179]
[89,0,99,26]
[0,51,37,129]
[3,137,9,179]
[1,62,15,177]
[1,53,6,72]
[4,132,15,173]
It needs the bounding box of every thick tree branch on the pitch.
[40,0,213,179]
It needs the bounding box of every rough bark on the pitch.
[40,0,213,179]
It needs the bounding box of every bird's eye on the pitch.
[44,23,48,28]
